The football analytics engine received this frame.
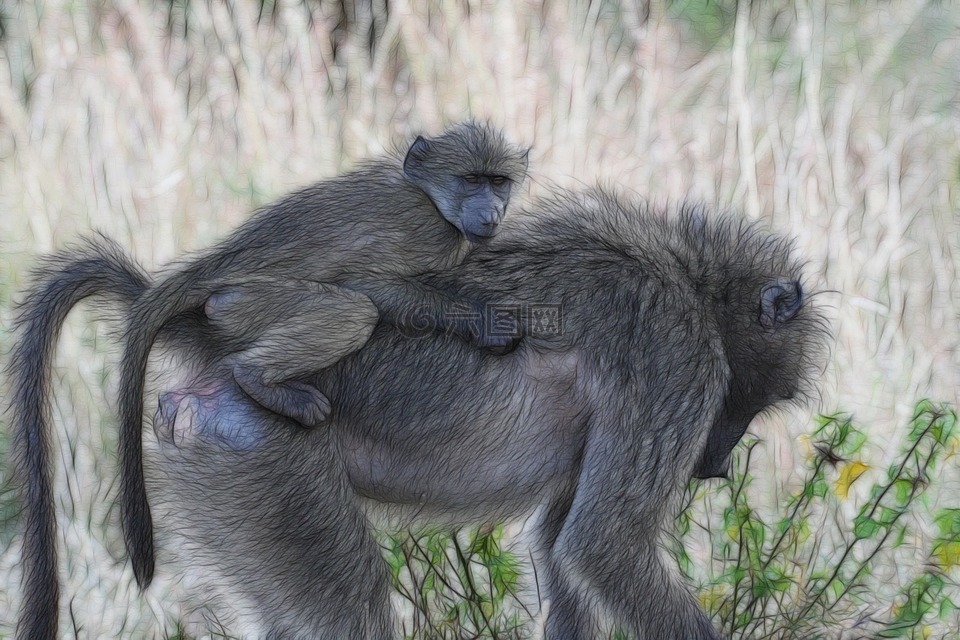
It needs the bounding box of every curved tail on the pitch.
[10,235,151,640]
[118,252,230,588]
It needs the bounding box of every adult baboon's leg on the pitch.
[545,436,723,640]
[543,327,729,640]
[533,494,601,639]
[149,381,394,637]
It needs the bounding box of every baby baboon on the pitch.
[8,122,528,635]
[196,124,528,428]
[189,122,528,428]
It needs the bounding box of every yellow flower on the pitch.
[834,461,870,499]
[934,541,960,569]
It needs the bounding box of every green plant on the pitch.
[671,400,960,639]
[382,526,530,640]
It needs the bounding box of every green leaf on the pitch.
[811,478,829,498]
[934,509,960,537]
[854,515,882,539]
[939,597,956,619]
[877,506,901,527]
[892,523,908,548]
[894,479,914,503]
[845,429,868,454]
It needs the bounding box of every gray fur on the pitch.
[150,190,828,638]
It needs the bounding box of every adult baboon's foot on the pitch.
[233,363,332,427]
[153,380,267,450]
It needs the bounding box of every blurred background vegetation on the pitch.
[0,0,958,637]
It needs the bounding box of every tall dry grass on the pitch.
[0,0,957,636]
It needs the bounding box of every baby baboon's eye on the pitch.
[490,176,508,186]
[463,174,481,184]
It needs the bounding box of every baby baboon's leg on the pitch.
[232,367,333,428]
[207,282,379,426]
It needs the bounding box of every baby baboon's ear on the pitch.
[403,136,431,178]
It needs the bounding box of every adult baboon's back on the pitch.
[150,189,826,638]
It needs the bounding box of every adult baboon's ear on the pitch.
[403,136,431,177]
[759,279,803,329]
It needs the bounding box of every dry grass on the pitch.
[0,0,957,636]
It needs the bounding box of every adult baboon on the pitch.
[9,122,528,638]
[147,190,825,638]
